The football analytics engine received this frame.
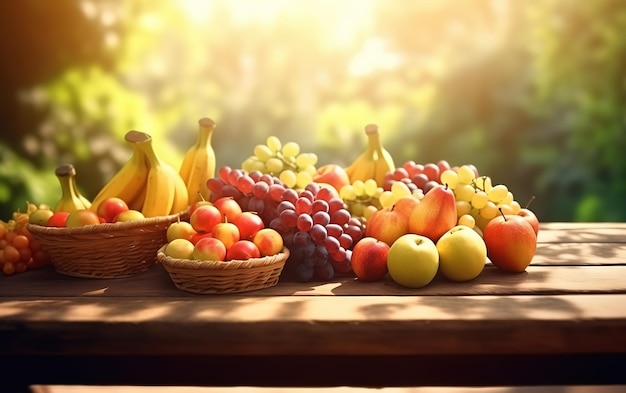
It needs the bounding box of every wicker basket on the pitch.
[157,246,290,294]
[27,213,181,279]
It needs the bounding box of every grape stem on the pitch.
[275,151,299,171]
[472,176,488,192]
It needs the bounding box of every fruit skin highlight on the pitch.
[387,233,439,288]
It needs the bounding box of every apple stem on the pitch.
[524,195,536,209]
[498,207,506,221]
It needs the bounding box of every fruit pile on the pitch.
[0,203,52,275]
[3,118,541,287]
[202,163,365,282]
[163,196,284,262]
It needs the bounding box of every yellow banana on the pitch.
[89,132,150,214]
[132,131,176,218]
[179,117,217,205]
[54,164,91,213]
[344,124,395,187]
[164,163,189,214]
[345,155,377,184]
[369,124,395,186]
[126,184,147,211]
[70,166,92,209]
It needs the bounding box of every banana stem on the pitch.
[197,117,216,147]
[365,124,383,161]
[55,165,76,203]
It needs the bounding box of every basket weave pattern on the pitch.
[158,246,290,294]
[27,213,180,279]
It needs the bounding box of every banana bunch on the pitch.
[53,164,92,213]
[90,130,189,218]
[344,124,395,187]
[179,117,217,205]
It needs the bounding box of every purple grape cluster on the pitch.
[206,166,365,282]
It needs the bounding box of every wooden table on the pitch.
[1,222,625,392]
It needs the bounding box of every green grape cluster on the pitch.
[241,136,318,189]
[339,179,384,223]
[441,165,522,234]
[378,181,424,209]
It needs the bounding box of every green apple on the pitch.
[28,208,54,226]
[387,234,439,288]
[436,225,487,282]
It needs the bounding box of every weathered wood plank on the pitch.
[0,263,625,297]
[28,385,626,393]
[533,243,626,265]
[540,222,626,230]
[1,294,625,356]
[538,224,626,244]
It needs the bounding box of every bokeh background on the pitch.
[1,0,625,222]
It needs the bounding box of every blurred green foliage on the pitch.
[1,0,625,222]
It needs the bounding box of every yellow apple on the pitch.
[166,221,197,242]
[436,225,487,282]
[113,209,145,222]
[387,234,439,288]
[66,209,101,228]
[165,238,195,259]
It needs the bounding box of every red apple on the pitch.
[234,211,265,240]
[351,237,390,282]
[393,196,420,218]
[97,197,129,223]
[166,220,197,242]
[213,196,243,222]
[113,209,145,222]
[211,221,240,249]
[190,231,213,245]
[188,199,212,216]
[252,228,284,256]
[483,212,537,273]
[226,239,261,260]
[312,164,351,193]
[408,184,457,242]
[518,208,539,235]
[46,211,70,227]
[193,237,227,261]
[190,205,222,233]
[65,209,101,228]
[365,206,408,247]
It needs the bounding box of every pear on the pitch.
[408,184,457,242]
